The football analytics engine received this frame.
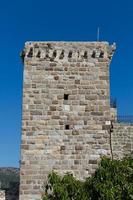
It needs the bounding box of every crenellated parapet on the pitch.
[21,41,116,62]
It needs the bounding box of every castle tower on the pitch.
[20,41,115,200]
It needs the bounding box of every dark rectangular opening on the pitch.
[64,94,69,100]
[68,51,72,58]
[65,125,70,130]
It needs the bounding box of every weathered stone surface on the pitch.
[20,41,116,200]
[112,123,133,158]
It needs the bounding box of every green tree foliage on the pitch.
[42,156,133,200]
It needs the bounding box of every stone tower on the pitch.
[20,41,115,200]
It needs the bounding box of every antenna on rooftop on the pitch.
[97,27,100,41]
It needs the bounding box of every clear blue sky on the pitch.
[0,0,133,167]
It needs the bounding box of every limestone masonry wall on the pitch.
[20,41,120,200]
[112,123,133,158]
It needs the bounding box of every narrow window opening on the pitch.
[77,51,80,58]
[64,94,69,100]
[99,51,104,58]
[65,125,70,130]
[36,50,41,58]
[84,51,88,59]
[91,51,96,58]
[59,50,65,59]
[68,51,72,58]
[27,48,33,58]
[53,50,57,58]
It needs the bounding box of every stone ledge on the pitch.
[21,41,116,62]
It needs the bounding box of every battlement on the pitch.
[22,41,116,62]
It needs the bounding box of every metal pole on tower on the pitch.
[97,27,100,41]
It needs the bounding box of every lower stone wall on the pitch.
[20,125,111,200]
[0,190,5,200]
[112,123,133,158]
